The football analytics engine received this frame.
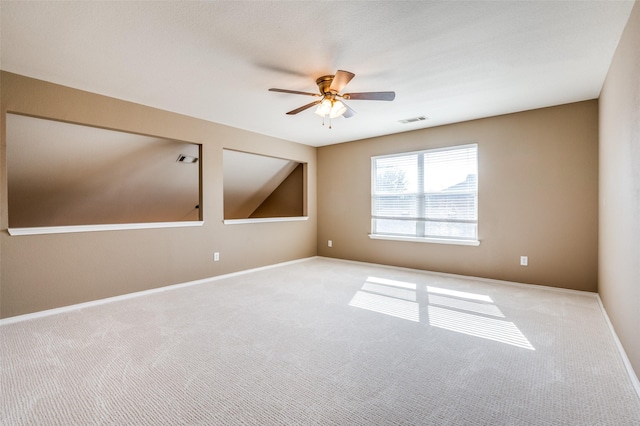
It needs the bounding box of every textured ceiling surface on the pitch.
[0,1,634,147]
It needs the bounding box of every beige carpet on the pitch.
[2,257,639,425]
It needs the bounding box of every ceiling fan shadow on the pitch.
[254,62,309,78]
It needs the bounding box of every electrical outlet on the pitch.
[214,252,220,262]
[520,256,528,266]
[328,240,332,247]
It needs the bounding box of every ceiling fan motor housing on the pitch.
[316,75,335,95]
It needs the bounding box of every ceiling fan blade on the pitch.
[269,88,320,97]
[342,103,356,118]
[329,70,355,93]
[344,91,396,101]
[286,100,322,115]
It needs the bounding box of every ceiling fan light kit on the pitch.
[314,98,333,117]
[328,101,347,118]
[314,98,346,119]
[269,70,395,127]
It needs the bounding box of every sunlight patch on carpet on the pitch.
[349,278,535,350]
[426,285,534,350]
[428,294,505,317]
[349,276,420,321]
[426,286,493,303]
[428,306,535,350]
[349,291,420,322]
[361,283,417,301]
[366,276,416,290]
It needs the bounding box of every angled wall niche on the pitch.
[6,113,202,231]
[223,149,306,222]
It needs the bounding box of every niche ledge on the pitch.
[8,221,204,236]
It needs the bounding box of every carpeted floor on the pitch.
[2,257,639,425]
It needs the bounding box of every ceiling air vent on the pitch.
[398,116,428,124]
[176,154,198,163]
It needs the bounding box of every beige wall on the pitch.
[251,164,304,218]
[0,71,317,318]
[318,101,599,291]
[6,113,202,227]
[599,1,640,379]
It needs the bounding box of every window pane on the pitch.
[373,219,417,235]
[423,146,477,192]
[373,195,418,217]
[424,194,477,220]
[424,221,477,239]
[374,154,417,194]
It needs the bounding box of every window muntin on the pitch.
[372,144,478,242]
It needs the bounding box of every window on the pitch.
[371,144,478,245]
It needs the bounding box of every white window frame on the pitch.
[369,144,479,246]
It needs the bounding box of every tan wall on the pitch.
[599,1,640,379]
[0,72,317,318]
[251,164,304,218]
[317,101,599,291]
[6,113,202,227]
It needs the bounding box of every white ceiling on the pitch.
[0,1,634,147]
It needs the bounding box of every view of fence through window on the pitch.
[371,144,478,241]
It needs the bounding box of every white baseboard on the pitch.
[596,295,640,400]
[319,256,598,297]
[0,256,318,326]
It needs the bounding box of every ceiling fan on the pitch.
[269,70,395,122]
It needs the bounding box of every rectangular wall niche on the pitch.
[223,149,306,220]
[6,113,202,228]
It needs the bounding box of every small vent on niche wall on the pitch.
[177,154,198,163]
[398,116,428,124]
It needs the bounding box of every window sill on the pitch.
[224,216,308,225]
[368,234,480,246]
[8,221,204,236]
